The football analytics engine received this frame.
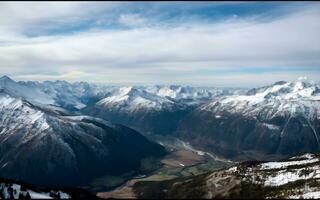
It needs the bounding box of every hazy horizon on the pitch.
[2,74,320,90]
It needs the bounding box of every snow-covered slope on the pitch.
[134,153,320,199]
[0,92,51,134]
[0,76,55,105]
[0,91,166,187]
[21,80,115,110]
[201,77,320,120]
[96,86,184,112]
[225,153,320,199]
[145,85,218,105]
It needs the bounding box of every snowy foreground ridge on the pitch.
[221,153,320,199]
[256,155,320,187]
[0,183,70,199]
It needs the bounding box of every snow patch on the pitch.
[259,158,319,170]
[290,191,320,199]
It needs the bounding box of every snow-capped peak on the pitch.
[145,85,218,105]
[117,86,140,96]
[202,78,320,119]
[96,86,180,111]
[0,75,56,105]
[246,77,319,99]
[0,75,14,83]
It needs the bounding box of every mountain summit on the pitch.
[0,75,14,83]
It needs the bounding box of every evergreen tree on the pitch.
[25,191,31,200]
[0,187,5,199]
[8,186,14,198]
[18,192,25,199]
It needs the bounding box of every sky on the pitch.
[0,1,319,87]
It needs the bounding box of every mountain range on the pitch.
[0,75,237,136]
[0,75,320,198]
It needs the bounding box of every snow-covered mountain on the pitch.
[84,86,191,135]
[0,76,94,110]
[134,153,320,199]
[0,76,55,105]
[83,85,244,135]
[1,76,232,111]
[177,78,320,160]
[91,85,237,115]
[145,85,222,105]
[201,77,320,120]
[96,86,187,112]
[0,90,166,187]
[20,80,115,110]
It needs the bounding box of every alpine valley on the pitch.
[0,75,320,199]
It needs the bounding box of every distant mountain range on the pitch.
[83,84,243,135]
[0,75,242,135]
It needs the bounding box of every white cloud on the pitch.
[118,13,148,27]
[0,2,118,36]
[0,3,319,86]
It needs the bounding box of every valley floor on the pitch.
[96,139,233,199]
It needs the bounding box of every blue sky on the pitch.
[0,2,319,87]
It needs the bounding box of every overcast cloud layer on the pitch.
[0,2,319,87]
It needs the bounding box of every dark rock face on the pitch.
[176,110,320,161]
[276,116,319,155]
